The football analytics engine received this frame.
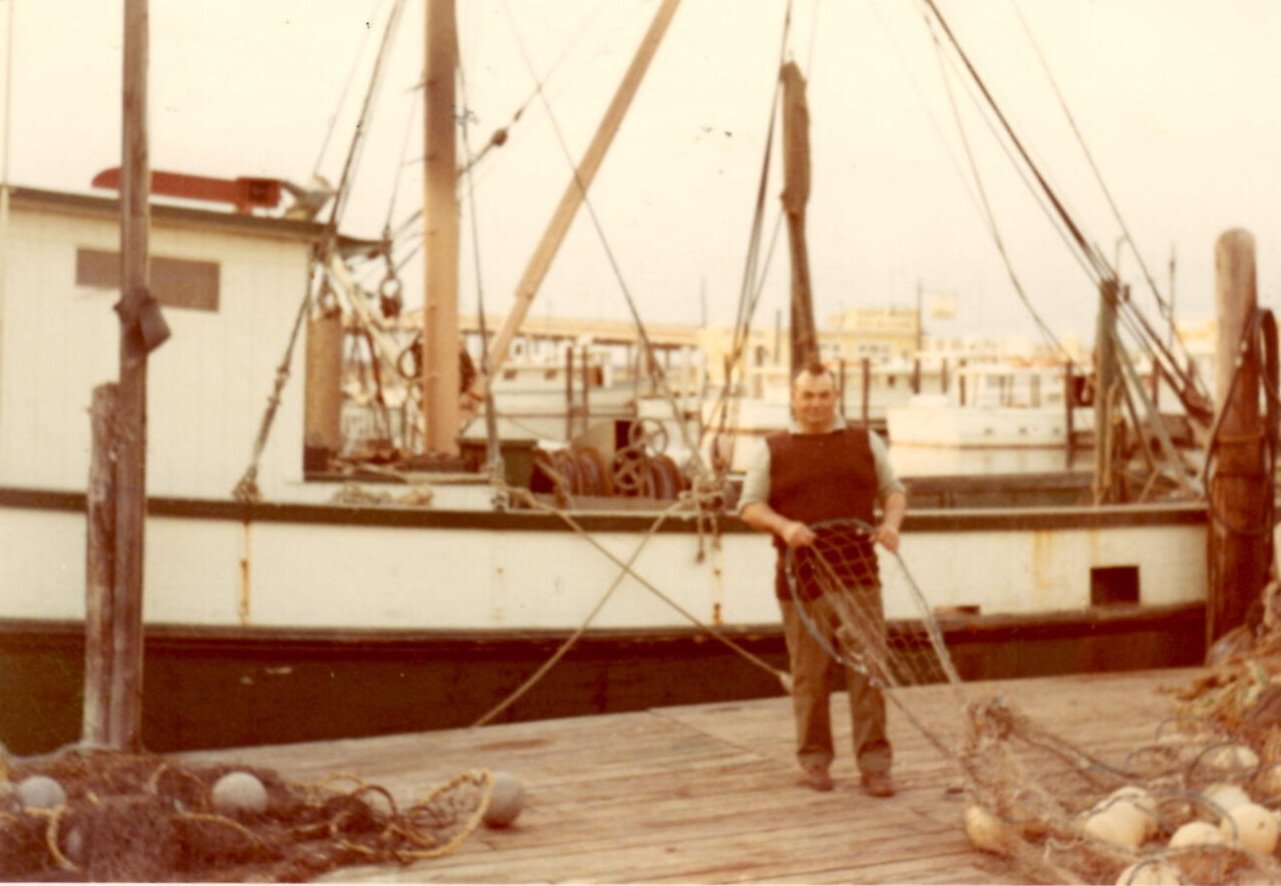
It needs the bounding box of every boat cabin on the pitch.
[0,186,324,501]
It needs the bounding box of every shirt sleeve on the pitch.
[869,431,906,501]
[736,439,772,514]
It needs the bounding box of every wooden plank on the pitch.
[177,667,1198,884]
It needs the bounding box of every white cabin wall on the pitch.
[0,204,311,500]
[0,209,118,492]
[144,222,310,500]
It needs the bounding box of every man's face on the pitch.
[791,369,837,433]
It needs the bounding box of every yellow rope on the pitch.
[508,487,789,688]
[27,806,79,873]
[398,768,491,860]
[469,494,689,728]
[175,811,268,850]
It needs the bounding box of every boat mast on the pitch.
[780,61,818,375]
[422,0,460,457]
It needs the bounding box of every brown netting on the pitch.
[787,518,1281,885]
[0,749,493,882]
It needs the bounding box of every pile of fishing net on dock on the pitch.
[790,519,1281,885]
[0,748,501,881]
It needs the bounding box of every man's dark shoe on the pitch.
[861,771,895,798]
[801,766,834,792]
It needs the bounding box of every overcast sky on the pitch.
[7,0,1280,346]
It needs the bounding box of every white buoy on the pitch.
[483,771,525,828]
[963,804,1008,854]
[16,775,66,810]
[211,771,268,815]
[1203,782,1252,814]
[1116,858,1185,885]
[1219,802,1279,854]
[1204,744,1259,771]
[1169,820,1224,848]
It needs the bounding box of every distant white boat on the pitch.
[887,362,1093,450]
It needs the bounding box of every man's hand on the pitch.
[780,519,816,549]
[740,502,814,549]
[873,523,900,553]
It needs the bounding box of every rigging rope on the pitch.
[1009,1,1211,414]
[921,0,1111,284]
[324,0,408,235]
[458,46,507,501]
[232,266,323,503]
[470,486,790,729]
[918,0,1214,438]
[920,5,1068,361]
[1202,307,1279,537]
[498,0,711,486]
[702,0,795,474]
[311,0,385,180]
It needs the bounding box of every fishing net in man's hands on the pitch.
[785,518,1281,885]
[785,518,967,757]
[0,749,495,882]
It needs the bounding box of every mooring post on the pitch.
[1207,229,1270,648]
[83,384,118,746]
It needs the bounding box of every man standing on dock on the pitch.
[739,362,907,797]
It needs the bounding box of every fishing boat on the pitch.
[0,0,1236,756]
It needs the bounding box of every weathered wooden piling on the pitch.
[1207,229,1270,647]
[83,384,118,746]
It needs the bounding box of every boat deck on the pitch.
[180,667,1200,884]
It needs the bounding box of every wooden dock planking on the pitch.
[179,667,1198,883]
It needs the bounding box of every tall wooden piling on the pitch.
[1207,229,1270,647]
[104,0,151,751]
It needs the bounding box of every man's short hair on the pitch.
[792,361,836,385]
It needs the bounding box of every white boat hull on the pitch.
[1,486,1206,632]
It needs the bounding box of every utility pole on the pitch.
[103,0,165,752]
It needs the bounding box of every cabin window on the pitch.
[76,248,220,311]
[1090,565,1140,606]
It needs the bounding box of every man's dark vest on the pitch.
[767,426,879,599]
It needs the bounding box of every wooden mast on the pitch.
[422,0,461,457]
[780,61,818,376]
[465,0,683,414]
[1092,277,1123,503]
